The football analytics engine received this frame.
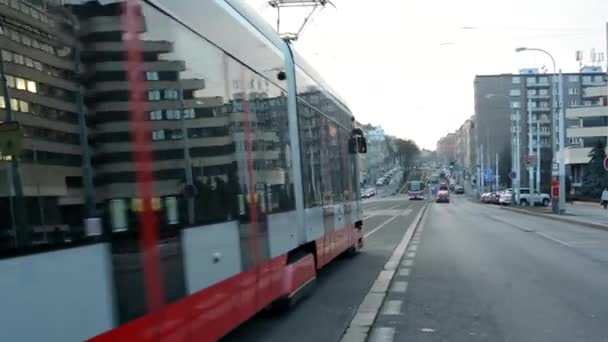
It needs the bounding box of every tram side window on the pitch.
[298,100,323,208]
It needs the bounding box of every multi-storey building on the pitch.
[436,132,456,164]
[564,67,608,193]
[474,66,605,191]
[454,117,476,176]
[0,0,83,240]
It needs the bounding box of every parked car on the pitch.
[518,188,550,206]
[491,192,501,204]
[499,189,513,205]
[481,192,492,203]
[376,178,385,186]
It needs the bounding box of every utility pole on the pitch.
[0,48,28,247]
[495,152,499,190]
[536,119,541,192]
[480,144,484,194]
[528,97,535,205]
[558,71,566,213]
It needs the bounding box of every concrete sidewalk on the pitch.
[502,202,608,230]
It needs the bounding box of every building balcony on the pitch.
[530,107,551,112]
[526,82,550,88]
[566,106,607,118]
[583,86,608,98]
[581,79,606,87]
[528,94,551,99]
[567,126,608,138]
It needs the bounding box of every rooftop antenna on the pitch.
[268,0,335,42]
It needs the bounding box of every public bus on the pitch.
[0,1,366,341]
[407,180,425,200]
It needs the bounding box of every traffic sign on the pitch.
[604,156,608,172]
[552,162,559,176]
[483,169,495,182]
[509,171,517,179]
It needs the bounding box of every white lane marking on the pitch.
[369,327,396,342]
[340,204,428,342]
[391,281,408,293]
[402,259,414,267]
[363,203,403,220]
[381,300,403,315]
[536,231,572,247]
[406,251,416,259]
[409,245,418,251]
[398,268,410,277]
[364,206,414,238]
[421,328,436,333]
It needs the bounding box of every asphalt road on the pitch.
[370,195,608,342]
[221,196,425,342]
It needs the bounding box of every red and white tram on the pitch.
[0,0,365,341]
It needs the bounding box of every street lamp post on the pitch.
[515,47,565,214]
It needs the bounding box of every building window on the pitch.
[511,101,521,108]
[146,72,159,81]
[25,57,34,68]
[509,89,521,96]
[569,99,579,107]
[527,89,536,95]
[527,77,536,84]
[152,130,165,141]
[183,108,195,119]
[15,77,26,90]
[539,76,548,84]
[568,75,579,82]
[1,50,11,62]
[164,89,178,100]
[512,76,520,84]
[26,80,36,93]
[19,100,28,113]
[10,98,18,111]
[539,88,548,95]
[148,90,161,101]
[594,75,604,82]
[582,75,592,83]
[539,101,549,108]
[150,110,163,120]
[166,109,180,120]
[568,88,579,95]
[13,54,23,65]
[0,96,4,108]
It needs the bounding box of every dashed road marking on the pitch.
[406,251,416,258]
[340,203,428,342]
[398,268,410,277]
[409,245,418,251]
[391,281,408,293]
[402,259,414,267]
[369,327,396,342]
[381,300,403,315]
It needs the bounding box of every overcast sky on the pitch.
[246,0,608,150]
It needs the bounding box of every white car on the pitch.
[518,188,551,206]
[499,189,513,205]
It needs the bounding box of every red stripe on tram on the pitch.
[122,0,165,325]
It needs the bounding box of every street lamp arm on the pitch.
[516,47,556,73]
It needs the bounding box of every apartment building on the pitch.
[474,66,605,191]
[0,0,83,234]
[564,66,608,193]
